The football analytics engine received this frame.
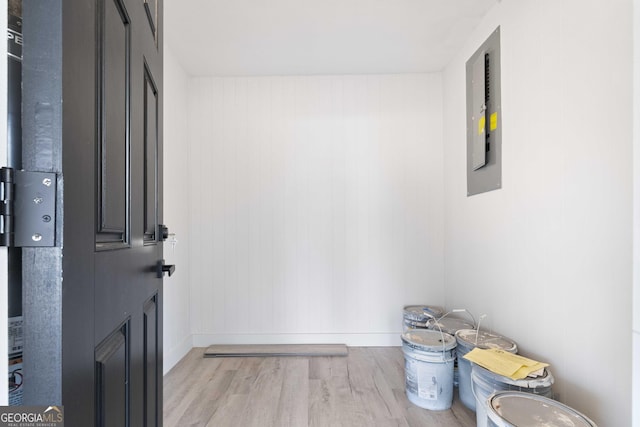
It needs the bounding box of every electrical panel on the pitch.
[466,27,501,196]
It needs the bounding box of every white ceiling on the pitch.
[164,0,497,76]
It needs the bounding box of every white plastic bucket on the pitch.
[486,391,597,427]
[455,329,517,411]
[401,329,457,411]
[427,317,474,388]
[402,305,444,332]
[471,364,554,427]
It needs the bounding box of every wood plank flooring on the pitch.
[164,347,476,427]
[204,344,348,357]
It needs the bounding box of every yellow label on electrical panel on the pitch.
[490,112,498,131]
[478,116,486,135]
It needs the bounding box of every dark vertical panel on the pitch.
[21,0,63,406]
[7,11,23,322]
[60,0,97,420]
[95,322,130,427]
[97,0,130,245]
[143,67,158,243]
[143,295,158,427]
[8,13,22,168]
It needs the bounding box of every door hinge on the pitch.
[0,167,57,247]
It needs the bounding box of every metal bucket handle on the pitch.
[470,370,482,406]
[426,308,478,330]
[421,311,448,355]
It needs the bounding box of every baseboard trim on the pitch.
[192,333,402,348]
[163,334,193,375]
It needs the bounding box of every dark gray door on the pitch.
[23,0,165,425]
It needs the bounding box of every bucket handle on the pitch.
[470,371,481,405]
[474,314,487,345]
[427,308,477,330]
[450,308,477,329]
[422,311,447,355]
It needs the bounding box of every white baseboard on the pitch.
[163,334,193,375]
[192,333,402,348]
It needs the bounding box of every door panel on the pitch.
[143,66,159,243]
[95,322,130,427]
[92,0,164,423]
[53,0,163,423]
[98,0,131,245]
[143,295,158,427]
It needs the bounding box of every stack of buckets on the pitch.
[401,307,596,425]
[471,363,555,427]
[455,328,518,412]
[401,329,457,410]
[426,316,474,387]
[454,328,556,427]
[401,305,476,410]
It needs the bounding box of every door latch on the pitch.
[159,224,169,241]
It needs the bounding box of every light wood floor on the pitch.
[164,347,475,427]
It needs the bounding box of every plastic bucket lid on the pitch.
[455,329,517,353]
[487,391,597,427]
[401,329,456,353]
[403,305,444,322]
[427,317,474,335]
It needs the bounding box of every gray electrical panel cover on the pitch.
[466,27,501,196]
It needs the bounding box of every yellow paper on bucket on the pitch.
[463,348,549,380]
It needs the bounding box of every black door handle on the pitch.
[156,259,175,278]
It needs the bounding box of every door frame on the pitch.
[0,0,9,406]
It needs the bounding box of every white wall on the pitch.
[162,43,192,374]
[187,74,444,346]
[443,1,632,425]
